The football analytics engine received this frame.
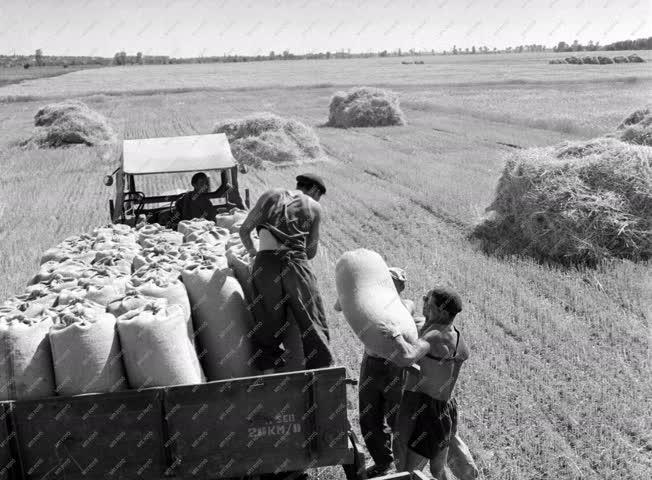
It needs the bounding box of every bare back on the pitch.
[256,189,316,253]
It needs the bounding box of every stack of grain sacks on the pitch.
[0,207,266,402]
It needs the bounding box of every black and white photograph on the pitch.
[0,1,650,479]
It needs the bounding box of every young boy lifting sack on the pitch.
[391,286,478,480]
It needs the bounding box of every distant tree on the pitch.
[464,47,469,53]
[379,50,388,57]
[452,45,458,55]
[113,51,127,65]
[571,40,581,51]
[326,51,331,59]
[269,51,275,59]
[35,49,43,66]
[136,51,143,64]
[398,48,402,56]
[471,46,476,54]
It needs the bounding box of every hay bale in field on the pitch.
[613,56,629,63]
[598,56,613,64]
[615,108,651,146]
[327,87,406,128]
[213,113,324,168]
[565,56,581,64]
[582,56,598,64]
[628,54,645,63]
[472,138,652,265]
[24,100,115,148]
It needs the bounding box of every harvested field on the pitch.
[0,55,650,480]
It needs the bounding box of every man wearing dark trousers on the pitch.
[239,173,333,374]
[239,174,333,480]
[335,267,424,478]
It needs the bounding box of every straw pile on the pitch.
[327,87,406,128]
[213,113,324,168]
[615,108,651,146]
[22,100,115,148]
[473,137,651,265]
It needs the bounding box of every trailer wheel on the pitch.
[343,430,366,480]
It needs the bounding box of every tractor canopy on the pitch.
[121,133,237,175]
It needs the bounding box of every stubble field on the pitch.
[0,53,650,480]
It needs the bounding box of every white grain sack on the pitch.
[117,303,205,388]
[182,263,256,380]
[0,314,56,400]
[335,249,418,359]
[49,304,126,396]
[127,268,192,337]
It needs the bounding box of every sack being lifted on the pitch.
[335,248,418,359]
[181,263,257,380]
[117,303,205,388]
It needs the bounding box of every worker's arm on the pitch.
[305,201,321,260]
[201,196,218,220]
[390,329,449,368]
[239,191,270,257]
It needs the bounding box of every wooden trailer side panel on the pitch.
[11,390,167,480]
[163,367,351,478]
[0,403,18,480]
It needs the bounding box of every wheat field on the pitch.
[0,54,650,479]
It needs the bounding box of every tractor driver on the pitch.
[175,172,218,221]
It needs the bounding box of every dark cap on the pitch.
[296,173,326,195]
[427,286,463,316]
[388,267,406,284]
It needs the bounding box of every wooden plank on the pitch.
[372,472,411,480]
[0,403,19,480]
[410,470,430,480]
[11,389,167,480]
[163,367,351,478]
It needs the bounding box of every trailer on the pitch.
[0,367,367,480]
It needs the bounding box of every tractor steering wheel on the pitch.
[124,191,146,219]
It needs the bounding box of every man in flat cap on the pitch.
[389,286,478,480]
[239,173,332,374]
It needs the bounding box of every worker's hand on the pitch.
[248,247,258,258]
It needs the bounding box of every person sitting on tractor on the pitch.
[175,172,217,221]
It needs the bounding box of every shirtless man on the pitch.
[390,286,476,480]
[239,173,333,374]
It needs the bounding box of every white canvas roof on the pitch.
[122,133,236,175]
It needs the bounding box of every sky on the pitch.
[0,0,650,57]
